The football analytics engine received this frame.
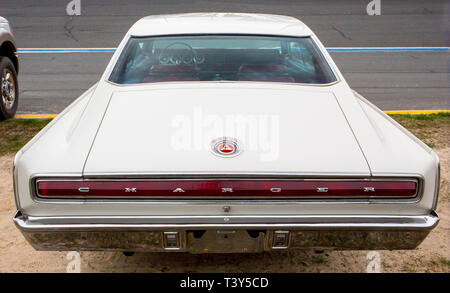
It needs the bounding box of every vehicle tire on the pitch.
[0,56,19,121]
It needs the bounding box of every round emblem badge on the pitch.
[211,137,241,157]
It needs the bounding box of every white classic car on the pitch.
[13,13,439,253]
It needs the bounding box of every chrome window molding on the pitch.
[29,173,424,205]
[310,34,343,83]
[104,79,341,88]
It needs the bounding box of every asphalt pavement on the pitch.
[1,0,448,113]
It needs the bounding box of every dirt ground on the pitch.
[0,149,448,273]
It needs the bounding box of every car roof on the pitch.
[128,13,313,37]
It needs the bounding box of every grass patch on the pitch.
[439,258,450,266]
[313,256,326,264]
[0,119,52,156]
[389,112,450,121]
[389,113,449,149]
[402,265,417,273]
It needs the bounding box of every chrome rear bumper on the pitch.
[13,211,439,253]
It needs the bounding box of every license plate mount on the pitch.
[187,230,265,253]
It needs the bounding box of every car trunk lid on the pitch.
[83,86,370,176]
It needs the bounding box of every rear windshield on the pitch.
[109,35,337,84]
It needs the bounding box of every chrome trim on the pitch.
[210,137,242,158]
[310,34,343,83]
[12,150,22,210]
[271,230,291,249]
[85,171,371,177]
[162,231,184,250]
[105,79,341,88]
[13,210,439,232]
[431,150,440,210]
[30,174,423,204]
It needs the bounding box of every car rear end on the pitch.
[12,84,440,254]
[13,175,439,253]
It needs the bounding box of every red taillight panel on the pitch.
[36,179,418,199]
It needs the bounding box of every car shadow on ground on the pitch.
[80,249,370,273]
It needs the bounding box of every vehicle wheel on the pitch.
[0,57,19,121]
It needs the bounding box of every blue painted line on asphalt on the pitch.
[18,48,116,53]
[327,47,450,52]
[18,47,450,53]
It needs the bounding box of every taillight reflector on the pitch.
[36,179,418,199]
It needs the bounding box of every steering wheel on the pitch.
[158,42,201,66]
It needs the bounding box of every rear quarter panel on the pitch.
[352,91,439,211]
